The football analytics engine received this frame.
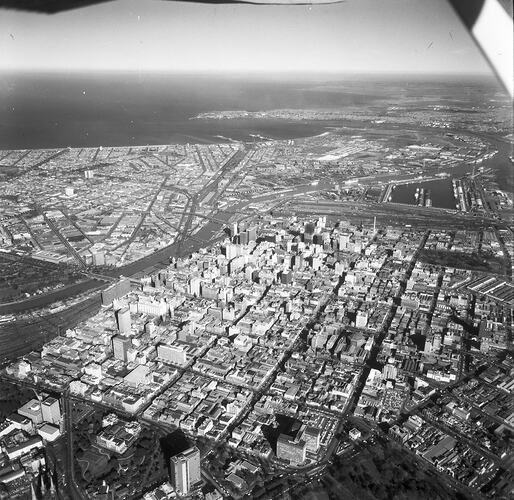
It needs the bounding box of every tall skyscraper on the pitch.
[41,396,61,425]
[304,222,315,243]
[171,446,201,495]
[115,307,131,334]
[188,276,201,297]
[239,231,248,245]
[224,243,240,260]
[247,226,257,242]
[112,335,131,362]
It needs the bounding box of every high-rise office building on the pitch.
[239,231,248,245]
[280,270,292,284]
[356,310,368,329]
[224,243,241,260]
[115,307,131,334]
[112,335,131,362]
[300,425,321,452]
[101,278,131,306]
[247,226,257,242]
[171,446,201,495]
[276,433,306,465]
[339,234,350,250]
[41,396,61,425]
[188,276,201,297]
[230,222,239,238]
[304,222,315,243]
[92,251,105,266]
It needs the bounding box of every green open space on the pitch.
[418,249,507,274]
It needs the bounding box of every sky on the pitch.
[0,0,491,75]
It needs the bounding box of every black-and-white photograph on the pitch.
[0,1,513,499]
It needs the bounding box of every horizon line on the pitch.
[0,68,495,78]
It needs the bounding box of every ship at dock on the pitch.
[414,187,432,207]
[425,189,432,207]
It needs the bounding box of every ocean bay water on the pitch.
[0,71,502,150]
[0,72,354,149]
[390,178,456,209]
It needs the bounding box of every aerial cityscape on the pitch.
[0,0,513,499]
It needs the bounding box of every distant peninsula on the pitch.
[192,109,351,121]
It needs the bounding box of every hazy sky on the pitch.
[0,0,491,74]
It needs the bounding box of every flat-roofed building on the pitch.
[38,423,61,442]
[112,335,131,362]
[157,343,187,365]
[301,425,321,452]
[171,446,201,495]
[123,365,150,388]
[5,436,43,460]
[6,413,33,432]
[276,433,306,465]
[17,399,43,425]
[41,396,61,425]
